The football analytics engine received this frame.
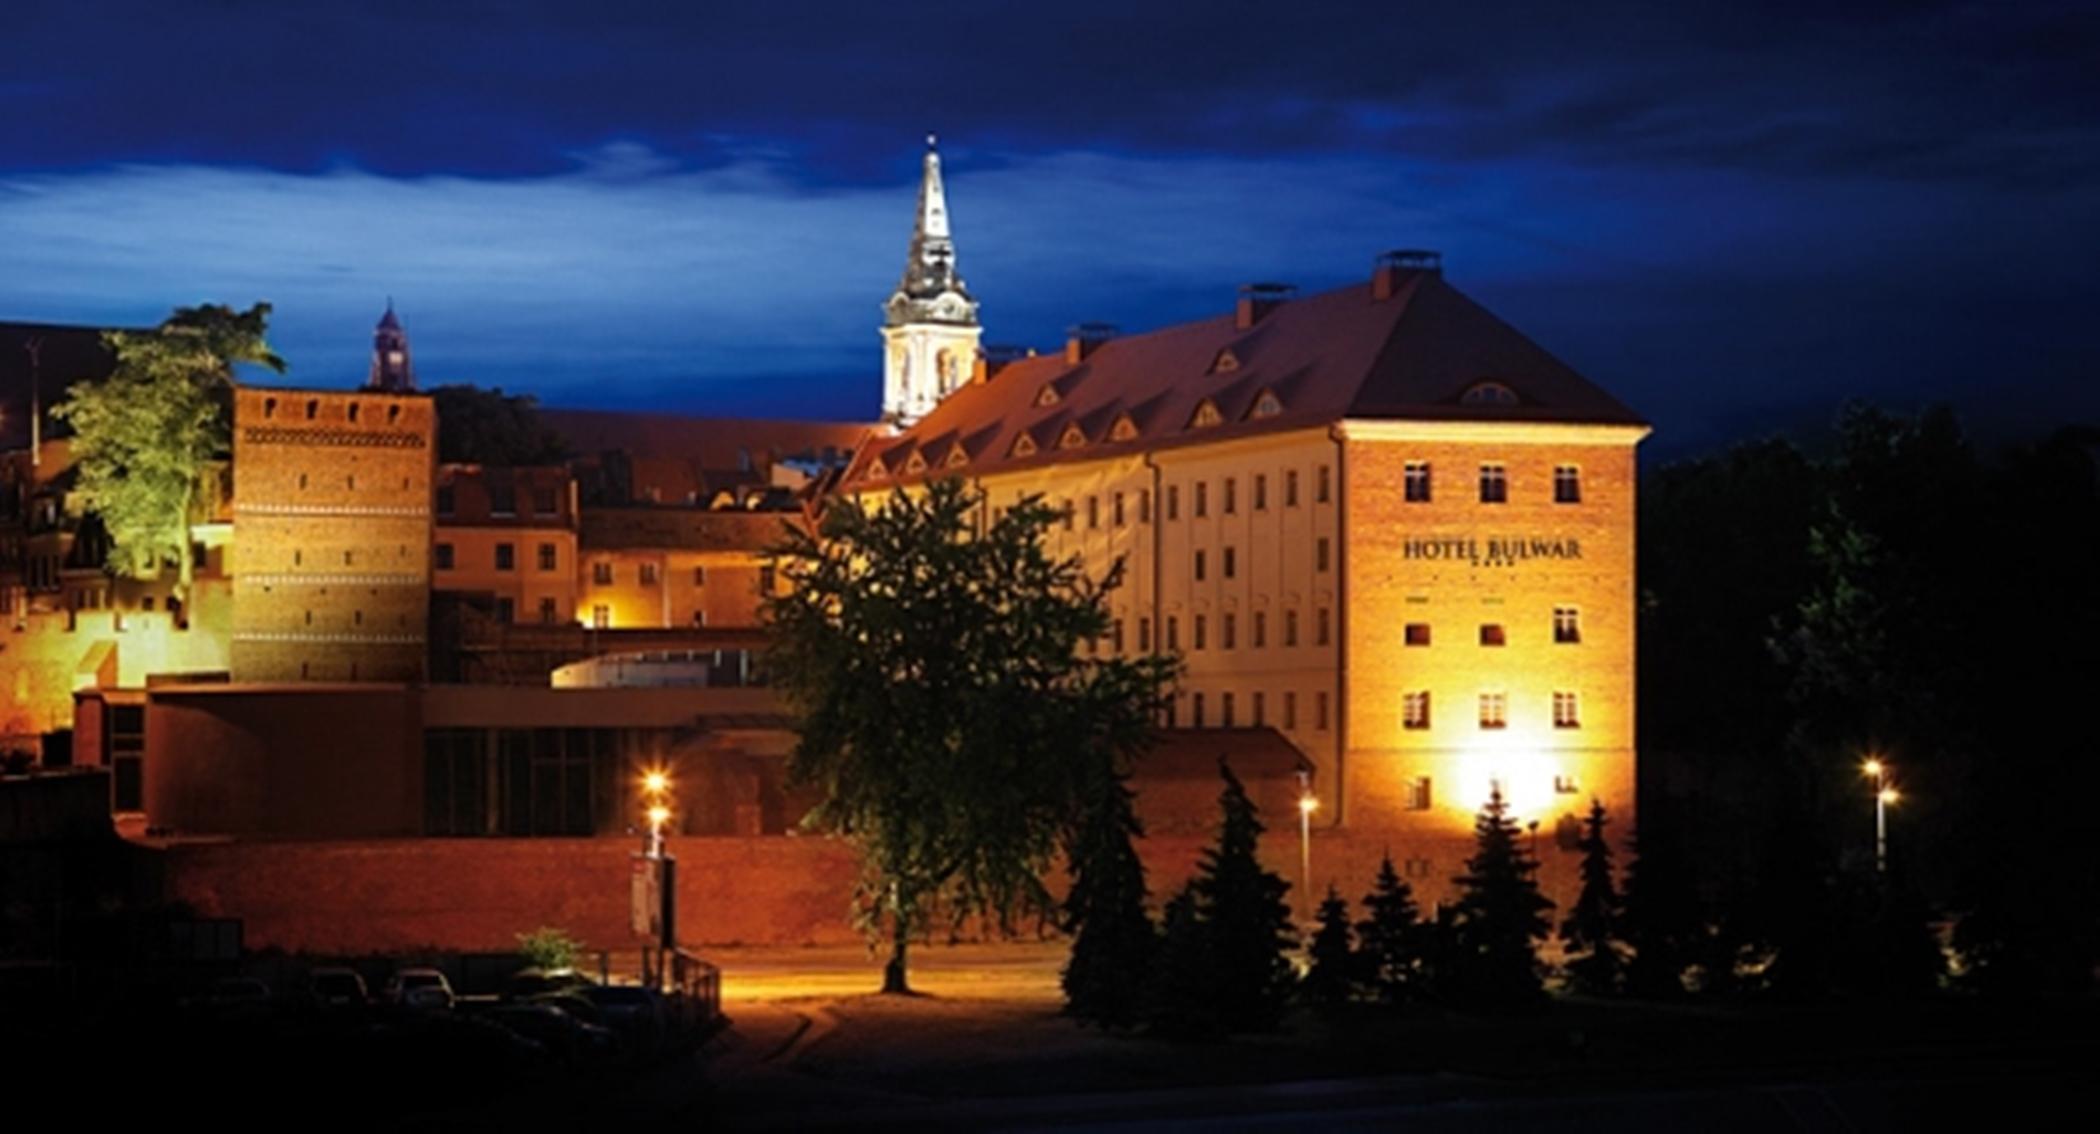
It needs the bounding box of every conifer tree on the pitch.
[1559,798,1626,995]
[1146,885,1219,1037]
[1448,787,1555,1008]
[1302,885,1355,1008]
[1061,770,1158,1029]
[1356,853,1426,1004]
[1190,760,1298,1030]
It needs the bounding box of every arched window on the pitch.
[1460,381,1520,406]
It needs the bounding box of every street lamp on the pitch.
[1296,770,1318,916]
[1862,757,1897,875]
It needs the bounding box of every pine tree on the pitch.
[1146,885,1219,1037]
[1559,799,1626,995]
[1448,787,1555,1008]
[1356,853,1426,1004]
[1190,760,1298,1031]
[1302,885,1355,1008]
[1061,770,1158,1029]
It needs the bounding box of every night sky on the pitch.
[4,1,2094,457]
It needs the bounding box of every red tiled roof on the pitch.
[541,408,876,471]
[849,269,1643,487]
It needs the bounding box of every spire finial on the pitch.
[927,132,938,149]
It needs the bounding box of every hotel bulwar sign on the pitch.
[1403,535,1583,569]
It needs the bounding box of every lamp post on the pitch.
[1862,758,1898,875]
[1296,770,1318,917]
[635,768,678,986]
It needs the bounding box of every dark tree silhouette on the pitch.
[1061,770,1158,1029]
[1145,886,1219,1037]
[1356,853,1427,1004]
[1185,761,1298,1031]
[1559,799,1626,995]
[1448,787,1554,1008]
[429,384,569,466]
[1302,885,1355,1008]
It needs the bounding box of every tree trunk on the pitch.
[175,479,195,606]
[883,917,911,994]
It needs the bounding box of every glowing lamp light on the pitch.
[1878,788,1899,806]
[1862,758,1884,778]
[641,769,670,796]
[1297,795,1319,816]
[647,805,671,829]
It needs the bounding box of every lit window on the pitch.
[1555,773,1581,794]
[1479,463,1508,504]
[1405,623,1430,646]
[592,604,610,629]
[1479,692,1508,729]
[1555,465,1581,504]
[1554,606,1581,643]
[1406,776,1432,810]
[1405,461,1432,502]
[1480,623,1506,647]
[1403,691,1431,730]
[1554,691,1581,729]
[494,544,515,571]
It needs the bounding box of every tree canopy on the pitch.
[52,302,284,595]
[429,384,569,466]
[764,476,1174,992]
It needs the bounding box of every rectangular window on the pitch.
[1317,464,1332,503]
[1315,537,1330,573]
[1286,609,1300,646]
[1062,500,1074,531]
[1479,462,1508,503]
[1403,691,1431,730]
[1223,613,1236,650]
[1195,481,1208,518]
[490,483,516,517]
[759,565,777,594]
[1114,492,1126,526]
[1253,692,1266,727]
[1193,692,1206,728]
[422,729,488,836]
[1195,615,1208,650]
[691,609,708,627]
[1554,691,1581,729]
[1253,611,1267,648]
[693,565,708,586]
[495,543,515,571]
[1194,549,1207,581]
[1167,485,1180,521]
[592,604,610,629]
[1554,465,1582,504]
[1112,619,1126,653]
[537,542,557,572]
[1223,477,1237,515]
[1405,622,1430,646]
[1088,496,1100,529]
[434,543,455,571]
[1554,773,1581,794]
[1317,607,1331,646]
[1284,691,1298,730]
[1140,489,1152,523]
[640,562,659,586]
[1554,605,1581,644]
[1406,776,1433,811]
[1286,469,1300,507]
[1168,616,1180,651]
[1479,692,1508,730]
[1254,474,1268,511]
[1222,692,1236,727]
[1480,623,1506,647]
[1404,461,1432,502]
[592,561,612,586]
[1316,691,1330,731]
[539,597,558,624]
[1139,617,1152,652]
[533,487,558,516]
[1223,546,1237,578]
[107,703,145,812]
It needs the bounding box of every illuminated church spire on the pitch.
[882,135,983,425]
[367,299,415,392]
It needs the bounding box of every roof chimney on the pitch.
[1372,249,1442,301]
[1065,322,1118,365]
[1235,282,1297,330]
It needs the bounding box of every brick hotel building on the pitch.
[0,141,1646,947]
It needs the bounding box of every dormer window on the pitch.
[902,449,928,475]
[1035,384,1061,408]
[1461,381,1520,406]
[1249,389,1283,419]
[1010,431,1039,458]
[1108,413,1140,442]
[943,445,969,469]
[1058,422,1088,450]
[1189,399,1224,429]
[1210,348,1241,375]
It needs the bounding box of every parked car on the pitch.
[384,967,456,1011]
[478,1002,617,1063]
[309,967,368,1010]
[502,967,595,1000]
[580,984,667,1053]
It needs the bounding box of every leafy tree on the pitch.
[1447,787,1554,1008]
[765,477,1173,993]
[1190,760,1299,1030]
[1145,886,1219,1037]
[1559,799,1625,995]
[52,303,284,599]
[1356,853,1426,1004]
[430,384,569,466]
[1301,885,1355,1008]
[1061,769,1157,1029]
[515,926,581,971]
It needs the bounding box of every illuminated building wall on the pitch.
[575,509,789,630]
[229,387,435,682]
[433,464,579,625]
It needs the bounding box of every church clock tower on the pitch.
[882,136,981,426]
[367,300,416,392]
